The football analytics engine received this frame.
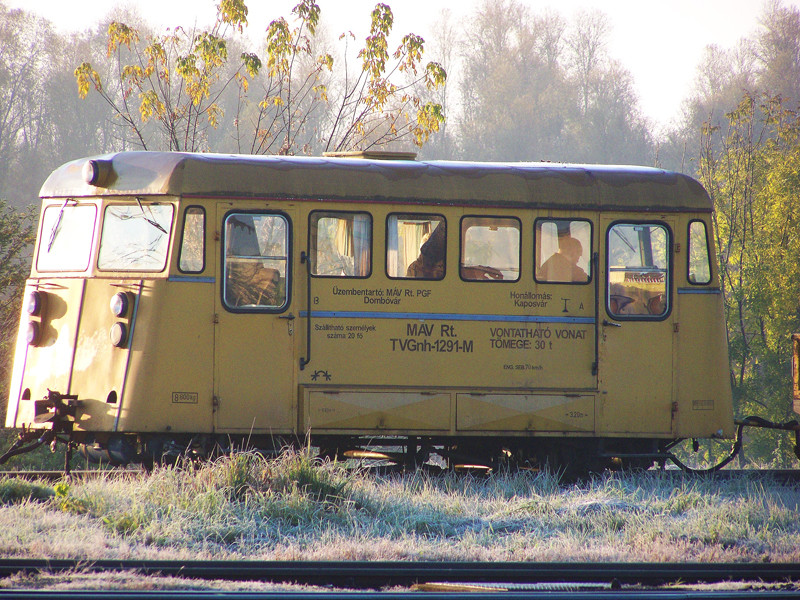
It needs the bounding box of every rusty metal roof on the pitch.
[40,152,712,213]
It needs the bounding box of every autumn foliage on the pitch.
[74,0,446,154]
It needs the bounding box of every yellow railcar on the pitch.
[3,151,735,470]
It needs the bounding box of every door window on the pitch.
[607,223,670,318]
[223,212,289,311]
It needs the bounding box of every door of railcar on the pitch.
[213,204,298,433]
[598,218,675,435]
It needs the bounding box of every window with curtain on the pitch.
[387,214,445,279]
[535,218,591,283]
[310,211,372,277]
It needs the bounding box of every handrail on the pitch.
[592,251,599,376]
[300,251,311,371]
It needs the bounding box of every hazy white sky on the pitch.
[10,0,795,128]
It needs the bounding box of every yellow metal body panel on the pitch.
[304,318,595,389]
[305,390,450,431]
[67,279,137,431]
[597,320,674,435]
[672,216,734,438]
[7,200,218,435]
[456,393,594,432]
[299,205,596,393]
[7,152,737,449]
[596,215,675,435]
[115,278,215,433]
[6,280,85,427]
[673,292,734,437]
[212,203,298,433]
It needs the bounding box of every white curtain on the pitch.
[352,213,371,277]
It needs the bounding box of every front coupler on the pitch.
[0,390,80,468]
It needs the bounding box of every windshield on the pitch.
[36,203,97,272]
[97,203,174,271]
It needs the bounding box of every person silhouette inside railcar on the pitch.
[406,221,446,279]
[539,235,588,282]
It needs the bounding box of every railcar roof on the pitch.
[40,151,712,213]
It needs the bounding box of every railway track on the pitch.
[0,559,798,589]
[3,591,800,600]
[661,468,800,484]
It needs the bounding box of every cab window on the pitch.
[607,223,670,318]
[460,216,520,282]
[223,212,289,310]
[688,220,711,284]
[179,206,205,273]
[98,203,174,271]
[310,211,371,277]
[535,219,591,283]
[387,214,445,280]
[37,203,97,272]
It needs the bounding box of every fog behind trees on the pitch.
[1,0,799,208]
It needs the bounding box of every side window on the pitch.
[688,220,711,284]
[387,214,445,280]
[607,223,670,318]
[223,212,289,311]
[535,219,591,283]
[310,211,371,277]
[460,216,520,282]
[179,206,205,273]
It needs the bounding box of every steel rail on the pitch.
[654,469,800,485]
[0,560,797,588]
[2,590,800,600]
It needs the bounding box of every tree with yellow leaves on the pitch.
[699,93,800,465]
[74,0,445,154]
